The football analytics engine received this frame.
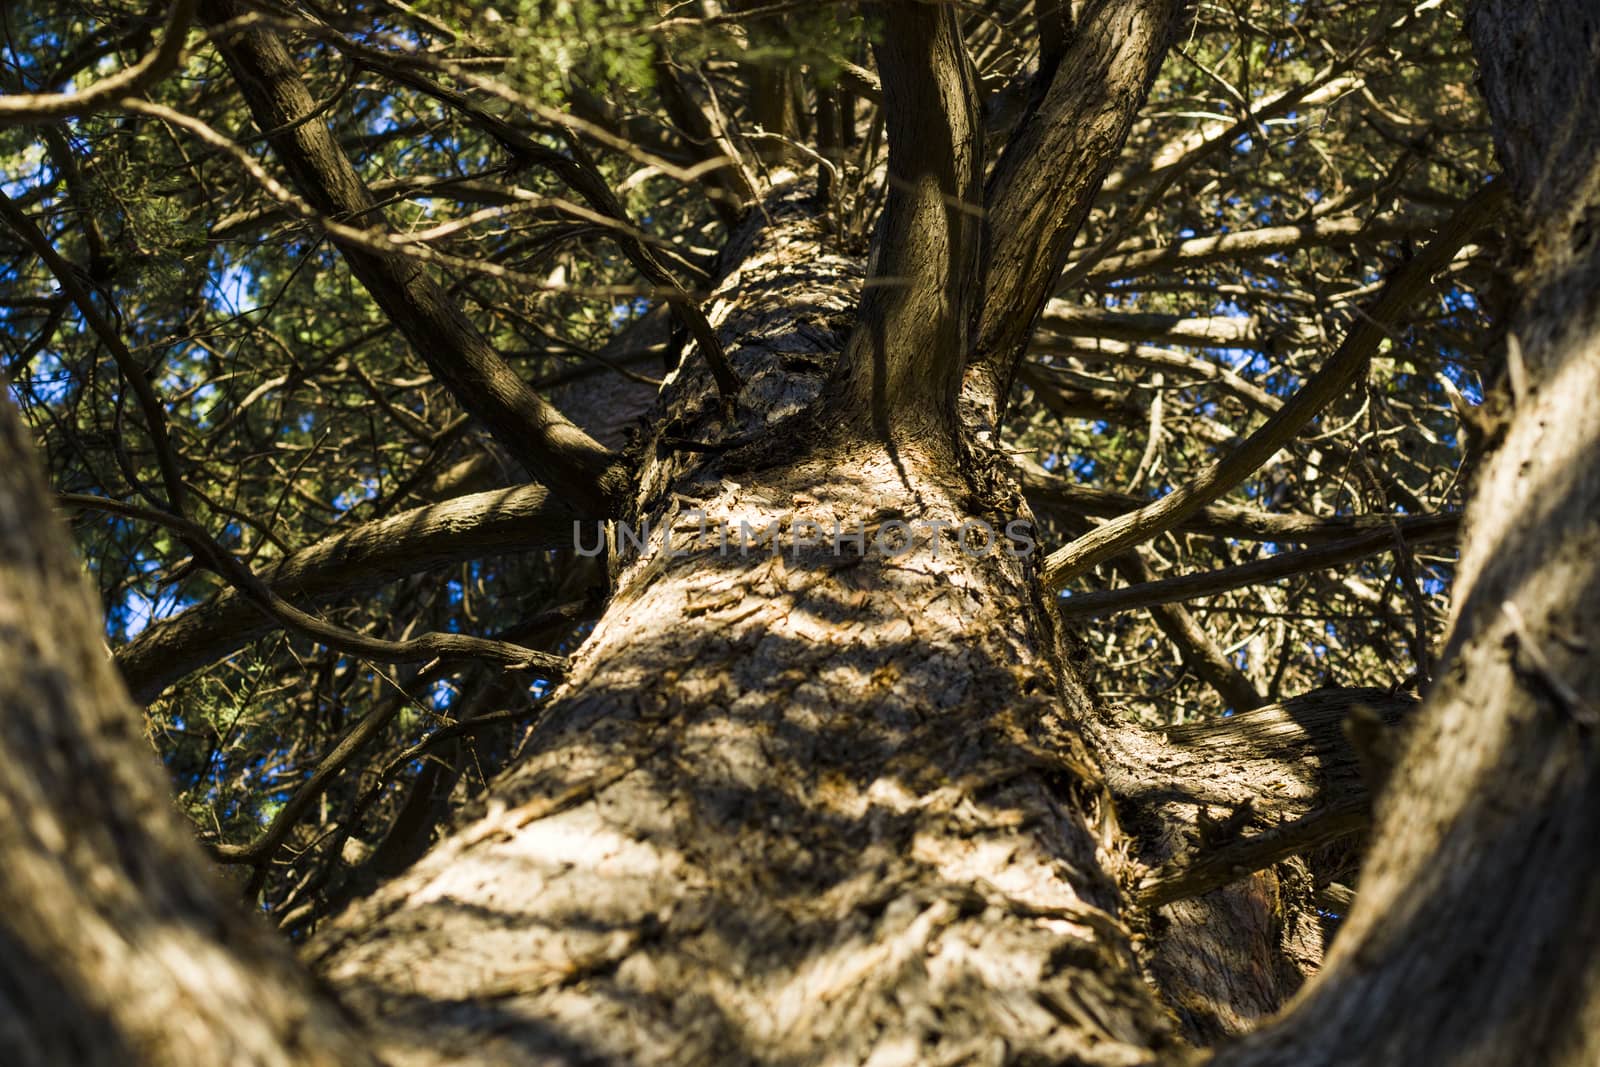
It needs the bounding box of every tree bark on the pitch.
[306,187,1181,1067]
[826,1,982,442]
[1092,688,1416,1042]
[0,393,371,1065]
[13,3,1600,1063]
[968,0,1183,424]
[1214,3,1600,1064]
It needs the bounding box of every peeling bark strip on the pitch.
[0,394,371,1065]
[308,191,1179,1066]
[1215,4,1600,1065]
[199,0,624,515]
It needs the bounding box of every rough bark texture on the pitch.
[1215,3,1600,1064]
[16,2,1595,1062]
[1090,689,1416,1042]
[308,186,1179,1066]
[0,394,371,1066]
[827,1,982,442]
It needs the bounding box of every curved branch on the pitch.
[211,603,590,898]
[338,49,739,398]
[105,485,577,701]
[967,0,1184,421]
[1117,547,1266,711]
[0,0,194,127]
[1054,518,1460,621]
[66,494,569,688]
[1072,67,1372,289]
[1035,341,1284,416]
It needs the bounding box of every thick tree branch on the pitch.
[64,493,569,686]
[0,388,373,1065]
[1138,797,1370,907]
[198,0,625,514]
[836,58,882,102]
[1017,361,1150,423]
[109,484,576,702]
[1037,0,1072,77]
[650,47,759,221]
[829,0,983,437]
[1110,688,1418,903]
[1073,213,1440,284]
[967,0,1183,421]
[1091,687,1416,1038]
[1037,302,1289,350]
[1215,4,1600,1063]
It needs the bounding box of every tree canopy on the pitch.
[0,0,1500,933]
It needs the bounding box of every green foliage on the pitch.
[418,0,661,97]
[0,0,1496,924]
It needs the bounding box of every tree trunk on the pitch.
[1214,3,1600,1064]
[6,2,1599,1063]
[306,185,1182,1066]
[0,183,1336,1062]
[0,396,371,1065]
[298,188,1366,1066]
